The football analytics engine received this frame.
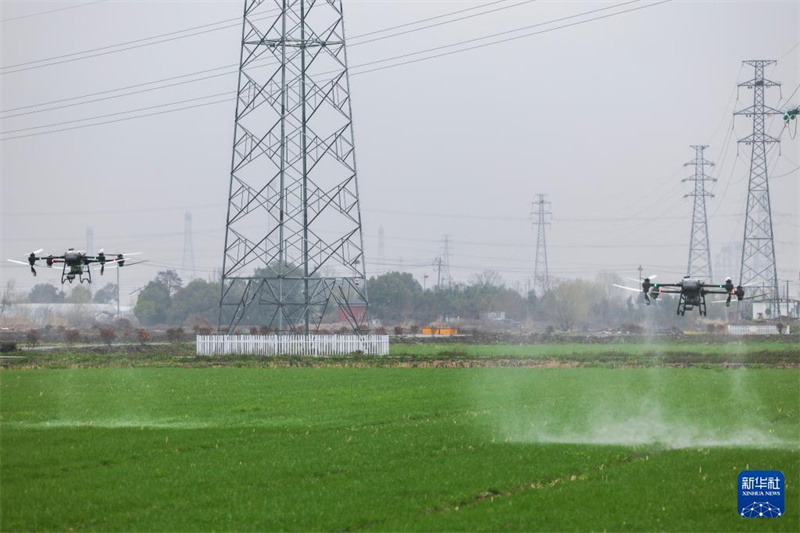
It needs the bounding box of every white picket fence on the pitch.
[196,335,390,356]
[727,325,790,336]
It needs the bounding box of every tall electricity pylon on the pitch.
[683,145,715,280]
[735,60,782,317]
[182,212,196,282]
[219,0,367,333]
[531,194,551,294]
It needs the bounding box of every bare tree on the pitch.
[542,279,591,331]
[471,269,503,288]
[1,280,17,317]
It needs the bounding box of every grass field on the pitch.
[6,338,800,369]
[2,353,798,531]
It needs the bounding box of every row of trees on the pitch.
[130,268,702,330]
[367,270,644,329]
[24,283,118,304]
[134,266,336,327]
[134,271,218,326]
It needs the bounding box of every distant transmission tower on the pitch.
[683,145,715,280]
[531,194,551,294]
[716,243,741,280]
[441,235,452,289]
[377,226,385,275]
[219,0,367,333]
[182,212,196,282]
[735,60,782,317]
[85,226,93,254]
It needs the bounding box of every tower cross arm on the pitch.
[683,159,714,167]
[736,132,781,144]
[682,176,717,183]
[735,105,783,116]
[738,78,780,89]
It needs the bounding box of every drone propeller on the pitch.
[625,274,658,283]
[613,284,641,293]
[710,293,768,305]
[92,262,118,272]
[11,249,43,275]
[92,259,148,273]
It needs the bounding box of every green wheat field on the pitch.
[1,344,798,531]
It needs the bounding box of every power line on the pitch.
[1,0,534,116]
[349,0,653,76]
[353,0,537,47]
[778,38,800,61]
[1,0,670,141]
[0,0,521,74]
[781,81,800,107]
[0,0,107,23]
[0,11,277,74]
[0,63,235,116]
[2,91,233,135]
[1,0,646,111]
[1,97,232,141]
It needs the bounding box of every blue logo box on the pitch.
[738,470,784,518]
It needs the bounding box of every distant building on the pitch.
[421,326,459,336]
[0,303,134,326]
[337,302,367,324]
[480,311,506,321]
[751,300,799,320]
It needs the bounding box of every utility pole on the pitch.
[219,0,367,334]
[531,194,551,294]
[182,212,196,282]
[433,257,443,290]
[637,264,643,283]
[683,145,715,280]
[735,60,782,318]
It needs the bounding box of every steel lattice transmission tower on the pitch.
[219,0,367,333]
[531,194,551,294]
[735,60,781,317]
[441,235,452,289]
[683,145,715,280]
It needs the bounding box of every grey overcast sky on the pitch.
[1,0,798,304]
